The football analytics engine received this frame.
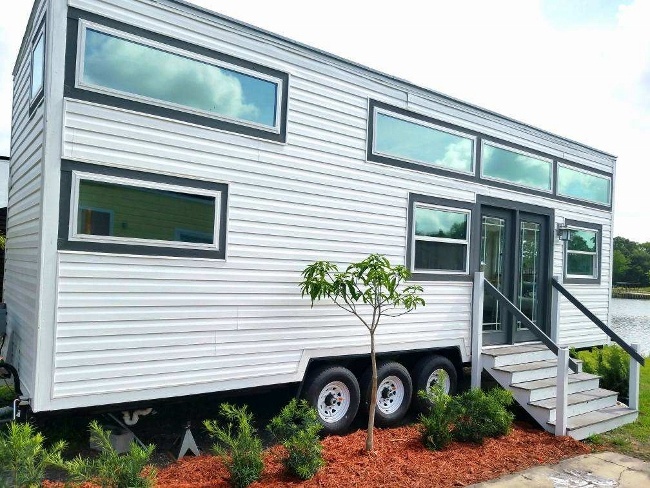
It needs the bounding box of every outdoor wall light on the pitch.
[556,223,571,242]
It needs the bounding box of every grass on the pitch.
[0,383,14,403]
[587,359,650,460]
[612,286,650,294]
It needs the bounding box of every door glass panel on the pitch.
[481,216,506,331]
[518,221,541,330]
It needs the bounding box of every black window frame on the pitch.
[368,100,613,212]
[563,219,602,285]
[59,160,228,259]
[556,162,612,206]
[65,8,289,143]
[406,194,479,281]
[29,19,46,115]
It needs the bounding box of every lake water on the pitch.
[610,298,650,356]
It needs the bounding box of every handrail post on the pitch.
[629,343,640,411]
[555,346,569,436]
[471,272,485,389]
[551,275,561,343]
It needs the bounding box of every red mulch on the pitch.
[155,422,591,488]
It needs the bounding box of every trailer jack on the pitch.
[0,360,28,423]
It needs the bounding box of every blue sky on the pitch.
[0,0,648,240]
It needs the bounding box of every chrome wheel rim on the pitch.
[376,375,405,414]
[317,381,350,423]
[426,369,451,394]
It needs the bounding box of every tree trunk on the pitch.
[366,331,377,451]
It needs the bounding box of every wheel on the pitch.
[412,355,458,414]
[303,365,360,434]
[361,361,413,427]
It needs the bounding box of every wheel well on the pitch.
[302,347,464,387]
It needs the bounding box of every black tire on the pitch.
[303,365,360,435]
[412,355,458,414]
[361,361,413,427]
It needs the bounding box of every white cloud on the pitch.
[0,3,32,156]
[194,0,649,240]
[1,0,648,239]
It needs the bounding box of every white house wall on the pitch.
[4,0,48,400]
[24,0,616,410]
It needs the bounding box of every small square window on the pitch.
[564,224,601,283]
[411,203,471,274]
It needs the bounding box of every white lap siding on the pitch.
[23,0,615,410]
[4,0,48,399]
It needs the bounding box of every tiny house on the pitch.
[3,0,636,438]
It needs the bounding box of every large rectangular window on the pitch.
[373,110,475,174]
[557,164,611,205]
[59,161,228,258]
[67,13,289,142]
[412,204,470,273]
[78,23,281,130]
[73,177,218,248]
[481,142,552,191]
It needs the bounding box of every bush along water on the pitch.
[418,385,515,450]
[268,399,324,480]
[573,345,630,400]
[204,404,264,488]
[58,420,156,488]
[0,422,65,488]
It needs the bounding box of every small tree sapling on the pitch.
[300,253,424,451]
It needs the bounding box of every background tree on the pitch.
[300,254,424,451]
[612,249,630,283]
[613,236,650,287]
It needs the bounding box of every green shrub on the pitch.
[204,404,264,488]
[282,429,324,480]
[267,398,321,443]
[267,399,324,479]
[0,385,14,404]
[59,420,156,488]
[0,422,66,488]
[417,376,455,450]
[574,345,630,398]
[451,388,514,444]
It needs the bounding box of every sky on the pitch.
[0,0,648,241]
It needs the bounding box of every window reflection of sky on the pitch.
[83,29,278,127]
[31,33,45,99]
[375,113,473,172]
[558,165,610,204]
[415,206,467,239]
[482,143,551,190]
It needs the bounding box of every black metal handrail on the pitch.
[484,279,580,373]
[552,278,645,366]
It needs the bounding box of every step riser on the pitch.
[490,350,557,367]
[509,366,558,384]
[525,379,601,402]
[568,411,638,440]
[531,395,618,423]
[482,345,637,440]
